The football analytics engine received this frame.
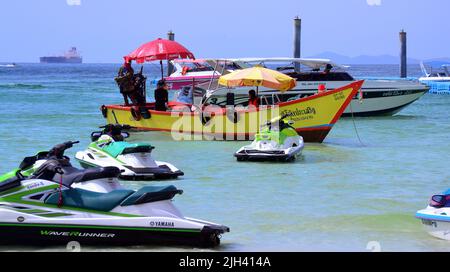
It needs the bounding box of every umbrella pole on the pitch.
[160,60,164,79]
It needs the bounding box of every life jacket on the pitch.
[181,66,189,76]
[249,98,259,107]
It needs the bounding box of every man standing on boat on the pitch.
[115,61,146,106]
[154,79,169,111]
[115,60,135,106]
[248,89,259,108]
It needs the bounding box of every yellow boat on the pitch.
[101,80,363,142]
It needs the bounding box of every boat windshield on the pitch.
[175,60,214,72]
[422,62,450,77]
[239,60,354,81]
[215,60,250,71]
[443,65,450,76]
[286,71,354,81]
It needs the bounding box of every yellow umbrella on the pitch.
[218,65,297,92]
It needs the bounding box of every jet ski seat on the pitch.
[55,166,121,187]
[120,185,183,206]
[102,142,154,158]
[45,185,183,211]
[45,188,134,212]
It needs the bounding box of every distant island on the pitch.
[306,51,450,65]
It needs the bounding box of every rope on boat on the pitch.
[58,174,63,207]
[349,102,364,147]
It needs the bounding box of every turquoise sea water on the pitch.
[0,64,449,252]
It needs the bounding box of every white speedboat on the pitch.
[419,62,450,83]
[165,59,220,90]
[416,191,450,241]
[167,58,429,117]
[0,63,16,68]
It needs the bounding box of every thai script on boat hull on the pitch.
[281,107,316,117]
[280,107,317,122]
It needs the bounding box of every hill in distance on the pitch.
[306,51,450,65]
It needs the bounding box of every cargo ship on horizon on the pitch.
[39,47,82,63]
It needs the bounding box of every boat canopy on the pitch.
[217,57,344,70]
[172,59,208,64]
[422,60,450,67]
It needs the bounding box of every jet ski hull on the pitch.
[75,150,184,181]
[416,209,450,241]
[119,165,184,180]
[234,146,303,162]
[0,221,227,247]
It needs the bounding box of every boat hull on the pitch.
[39,57,82,64]
[102,81,363,142]
[342,89,427,116]
[177,77,428,116]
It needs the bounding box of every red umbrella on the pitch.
[124,38,195,78]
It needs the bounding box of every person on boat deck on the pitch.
[323,64,333,74]
[248,89,259,108]
[176,87,193,104]
[115,60,135,106]
[154,79,169,111]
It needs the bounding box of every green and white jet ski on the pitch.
[0,141,80,182]
[75,124,184,180]
[0,141,229,247]
[234,114,304,162]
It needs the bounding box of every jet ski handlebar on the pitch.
[99,124,136,130]
[47,141,79,159]
[264,113,294,127]
[32,160,65,178]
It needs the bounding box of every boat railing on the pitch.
[260,95,269,106]
[272,94,281,104]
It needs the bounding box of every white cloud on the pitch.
[366,0,381,6]
[66,0,81,6]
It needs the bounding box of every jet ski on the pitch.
[0,141,229,247]
[0,141,80,182]
[75,124,184,180]
[416,189,450,241]
[234,114,304,162]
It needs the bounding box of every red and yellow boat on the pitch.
[101,80,363,142]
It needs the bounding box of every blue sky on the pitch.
[0,0,448,63]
